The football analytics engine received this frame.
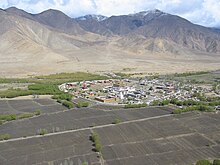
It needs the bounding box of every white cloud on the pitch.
[202,0,220,27]
[7,0,20,5]
[93,0,158,16]
[0,0,220,27]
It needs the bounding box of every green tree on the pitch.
[0,134,11,141]
[213,160,220,165]
[77,101,89,108]
[81,162,88,165]
[196,160,211,165]
[34,110,42,116]
[38,129,47,135]
[112,118,122,124]
[91,132,102,152]
[95,142,102,152]
[62,100,74,109]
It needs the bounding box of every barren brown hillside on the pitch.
[0,8,220,77]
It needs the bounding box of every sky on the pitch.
[0,0,220,27]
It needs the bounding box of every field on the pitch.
[96,112,220,165]
[0,99,67,115]
[0,130,99,165]
[0,100,171,138]
[0,99,219,165]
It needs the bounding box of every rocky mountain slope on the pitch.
[77,9,220,53]
[76,14,112,36]
[0,7,220,77]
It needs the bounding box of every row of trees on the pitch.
[52,93,73,101]
[0,134,11,141]
[151,98,220,107]
[91,132,102,152]
[76,101,89,108]
[173,105,214,114]
[173,71,209,77]
[52,94,90,109]
[0,110,41,125]
[196,159,220,165]
[53,93,74,109]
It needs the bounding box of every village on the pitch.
[58,77,216,105]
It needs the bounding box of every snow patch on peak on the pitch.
[130,9,167,17]
[76,14,108,22]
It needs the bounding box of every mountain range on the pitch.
[0,7,220,77]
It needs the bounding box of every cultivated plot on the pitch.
[93,112,220,165]
[0,130,100,165]
[0,106,170,138]
[0,99,67,115]
[0,102,219,165]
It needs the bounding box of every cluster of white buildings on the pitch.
[58,77,217,105]
[103,85,136,99]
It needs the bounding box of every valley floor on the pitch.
[1,47,220,77]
